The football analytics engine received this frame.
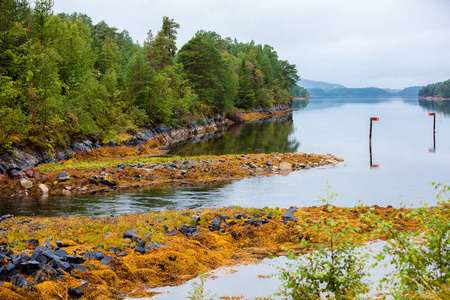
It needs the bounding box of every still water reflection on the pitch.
[170,115,299,156]
[2,97,450,217]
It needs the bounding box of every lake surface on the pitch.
[2,97,450,216]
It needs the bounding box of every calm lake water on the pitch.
[2,97,450,216]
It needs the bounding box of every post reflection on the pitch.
[369,142,379,168]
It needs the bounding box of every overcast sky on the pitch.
[53,0,450,89]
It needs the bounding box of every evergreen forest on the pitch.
[419,79,450,98]
[0,0,299,154]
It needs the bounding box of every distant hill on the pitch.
[397,86,423,97]
[300,79,423,98]
[299,79,346,92]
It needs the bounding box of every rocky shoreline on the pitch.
[0,106,294,174]
[0,152,343,198]
[0,204,427,299]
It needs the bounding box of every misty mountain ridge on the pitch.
[299,79,422,98]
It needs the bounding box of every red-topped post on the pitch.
[369,117,379,144]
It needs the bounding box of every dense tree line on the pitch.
[0,0,299,154]
[291,85,309,98]
[418,79,450,98]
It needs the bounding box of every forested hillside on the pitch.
[419,79,450,98]
[0,0,299,154]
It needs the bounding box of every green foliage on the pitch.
[277,187,369,299]
[419,79,450,98]
[0,2,299,154]
[144,16,179,72]
[236,59,256,109]
[379,183,450,299]
[292,85,309,98]
[188,273,214,300]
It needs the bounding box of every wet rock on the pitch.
[247,162,257,169]
[165,229,176,236]
[0,267,8,281]
[66,255,85,264]
[8,169,26,179]
[0,214,13,223]
[210,218,221,231]
[279,162,292,171]
[134,247,146,254]
[100,256,112,265]
[54,249,68,259]
[50,258,73,272]
[91,251,105,261]
[19,178,33,189]
[55,241,70,248]
[179,225,199,237]
[25,170,36,178]
[6,263,17,277]
[136,240,146,248]
[19,260,41,275]
[33,264,57,284]
[12,274,32,291]
[71,264,87,273]
[123,230,140,240]
[100,178,117,186]
[282,207,298,222]
[11,254,23,266]
[109,247,121,254]
[56,172,70,182]
[62,189,71,196]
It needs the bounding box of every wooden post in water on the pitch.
[429,113,436,134]
[369,117,379,144]
[369,117,379,168]
[429,113,436,152]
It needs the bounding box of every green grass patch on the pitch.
[36,155,210,171]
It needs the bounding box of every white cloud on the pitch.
[53,0,450,88]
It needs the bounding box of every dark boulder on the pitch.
[0,267,8,281]
[56,172,70,182]
[19,260,41,275]
[136,240,146,248]
[109,247,121,254]
[123,230,140,240]
[66,255,85,264]
[210,218,221,231]
[12,274,32,291]
[71,264,87,273]
[54,249,68,260]
[100,256,112,265]
[50,258,72,273]
[134,247,145,254]
[100,178,116,186]
[7,169,26,179]
[282,207,298,222]
[91,251,105,261]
